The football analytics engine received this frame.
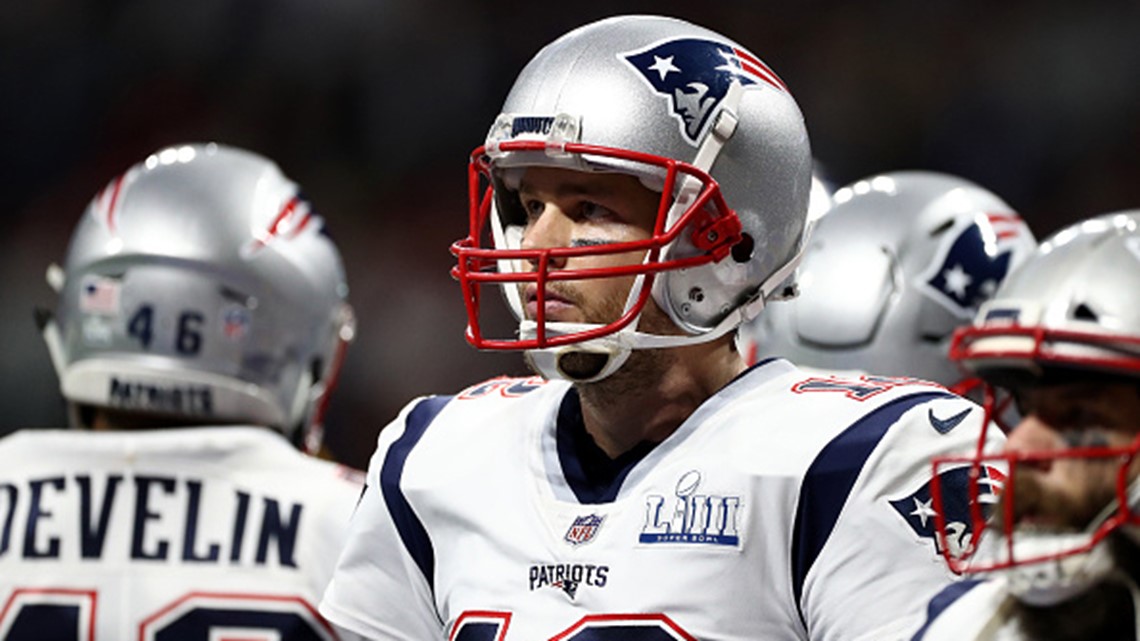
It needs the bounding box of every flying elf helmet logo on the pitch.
[889,464,1004,559]
[921,212,1030,318]
[621,38,787,144]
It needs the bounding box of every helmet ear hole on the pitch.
[731,233,755,263]
[1073,303,1098,322]
[310,357,324,384]
[928,217,955,237]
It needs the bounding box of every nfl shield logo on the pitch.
[564,514,604,546]
[221,306,251,341]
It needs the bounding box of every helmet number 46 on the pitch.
[127,305,205,356]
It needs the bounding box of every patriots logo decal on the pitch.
[922,213,1029,318]
[622,38,786,144]
[890,465,1004,559]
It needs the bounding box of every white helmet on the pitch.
[42,143,354,452]
[739,171,1037,391]
[451,15,813,381]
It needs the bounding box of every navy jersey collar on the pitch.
[555,388,657,504]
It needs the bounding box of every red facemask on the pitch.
[451,140,742,351]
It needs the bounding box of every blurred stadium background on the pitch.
[3,1,1139,468]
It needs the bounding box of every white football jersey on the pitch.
[910,580,1021,640]
[321,359,1001,640]
[0,426,363,640]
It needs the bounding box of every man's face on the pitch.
[515,166,669,330]
[999,382,1140,534]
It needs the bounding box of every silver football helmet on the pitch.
[41,143,354,451]
[934,210,1140,605]
[451,14,813,381]
[738,171,1037,391]
[806,170,835,225]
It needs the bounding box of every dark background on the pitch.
[4,1,1139,469]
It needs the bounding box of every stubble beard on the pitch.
[998,464,1140,640]
[995,462,1118,535]
[524,279,682,410]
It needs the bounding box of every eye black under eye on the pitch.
[1059,430,1110,448]
[570,238,612,248]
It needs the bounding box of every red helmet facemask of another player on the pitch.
[931,322,1140,577]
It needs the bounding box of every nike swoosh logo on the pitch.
[928,407,971,434]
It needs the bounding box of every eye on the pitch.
[521,198,545,220]
[1052,405,1110,434]
[578,201,618,222]
[1060,429,1111,449]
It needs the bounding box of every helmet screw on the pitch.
[680,303,692,315]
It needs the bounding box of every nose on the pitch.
[520,204,571,270]
[1004,413,1062,471]
[1005,414,1063,453]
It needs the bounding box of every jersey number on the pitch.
[791,374,934,400]
[451,612,696,641]
[0,590,332,641]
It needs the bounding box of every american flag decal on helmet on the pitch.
[622,38,786,144]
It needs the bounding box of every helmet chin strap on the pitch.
[1003,543,1140,636]
[969,568,1140,641]
[1003,531,1118,606]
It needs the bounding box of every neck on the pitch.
[574,337,745,459]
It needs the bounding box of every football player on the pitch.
[322,16,997,641]
[738,170,1038,396]
[912,210,1140,640]
[0,143,362,639]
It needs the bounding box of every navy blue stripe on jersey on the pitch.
[380,395,452,591]
[790,390,954,627]
[910,580,983,640]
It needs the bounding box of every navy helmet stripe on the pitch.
[910,580,983,640]
[790,390,955,625]
[379,395,452,591]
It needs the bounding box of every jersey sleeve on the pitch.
[909,579,986,640]
[319,397,446,640]
[795,392,1003,641]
